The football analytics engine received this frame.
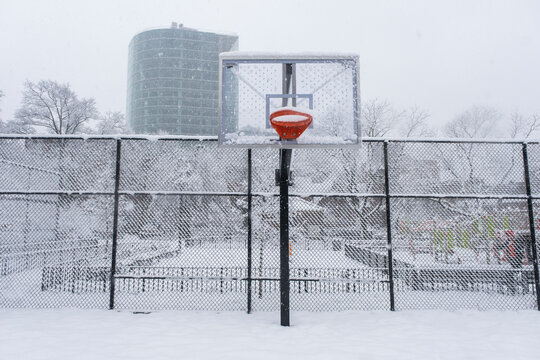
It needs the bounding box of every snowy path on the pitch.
[1,309,539,360]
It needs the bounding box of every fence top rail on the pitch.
[364,137,540,145]
[0,134,218,141]
[1,134,539,145]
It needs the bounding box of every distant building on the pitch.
[127,23,238,135]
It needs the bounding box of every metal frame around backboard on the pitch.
[218,53,360,148]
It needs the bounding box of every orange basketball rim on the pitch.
[269,108,313,140]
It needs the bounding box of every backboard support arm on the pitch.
[282,63,296,107]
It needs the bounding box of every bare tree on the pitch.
[362,99,405,137]
[509,110,540,139]
[444,106,500,138]
[0,90,4,131]
[96,111,127,135]
[399,106,434,138]
[14,80,97,134]
[437,106,506,201]
[0,89,4,120]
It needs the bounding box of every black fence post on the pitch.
[247,149,253,314]
[109,139,122,310]
[522,143,540,310]
[383,141,396,311]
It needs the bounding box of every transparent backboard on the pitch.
[219,52,360,148]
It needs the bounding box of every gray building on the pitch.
[127,23,238,135]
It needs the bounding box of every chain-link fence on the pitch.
[1,136,539,311]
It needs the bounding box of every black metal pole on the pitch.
[279,148,292,326]
[109,139,122,310]
[522,143,540,310]
[277,63,294,326]
[247,149,253,314]
[383,141,396,311]
[282,64,293,107]
[291,64,297,107]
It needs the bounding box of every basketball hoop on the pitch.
[269,108,313,140]
[219,53,360,327]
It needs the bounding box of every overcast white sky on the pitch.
[1,0,539,132]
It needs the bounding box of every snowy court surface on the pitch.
[1,310,539,360]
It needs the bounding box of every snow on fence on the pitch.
[0,136,539,311]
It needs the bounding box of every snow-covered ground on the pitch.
[1,309,539,360]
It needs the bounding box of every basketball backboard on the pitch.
[219,52,360,148]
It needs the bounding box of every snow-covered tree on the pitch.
[361,99,403,137]
[96,111,128,135]
[444,106,500,139]
[444,106,539,140]
[0,90,5,132]
[0,119,35,134]
[0,90,36,134]
[439,106,524,195]
[0,89,4,121]
[14,80,97,134]
[509,110,540,139]
[399,106,434,138]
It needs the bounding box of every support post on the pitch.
[109,139,122,310]
[522,143,540,310]
[279,148,292,326]
[276,62,295,326]
[383,141,396,311]
[247,149,253,314]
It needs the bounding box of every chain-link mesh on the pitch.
[387,142,525,195]
[526,143,540,311]
[114,194,247,310]
[390,197,535,310]
[1,137,539,312]
[289,196,389,311]
[120,140,247,193]
[0,138,116,308]
[526,143,540,196]
[111,140,248,310]
[0,138,116,192]
[251,145,385,195]
[0,195,114,308]
[532,198,540,307]
[250,145,388,311]
[387,141,536,310]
